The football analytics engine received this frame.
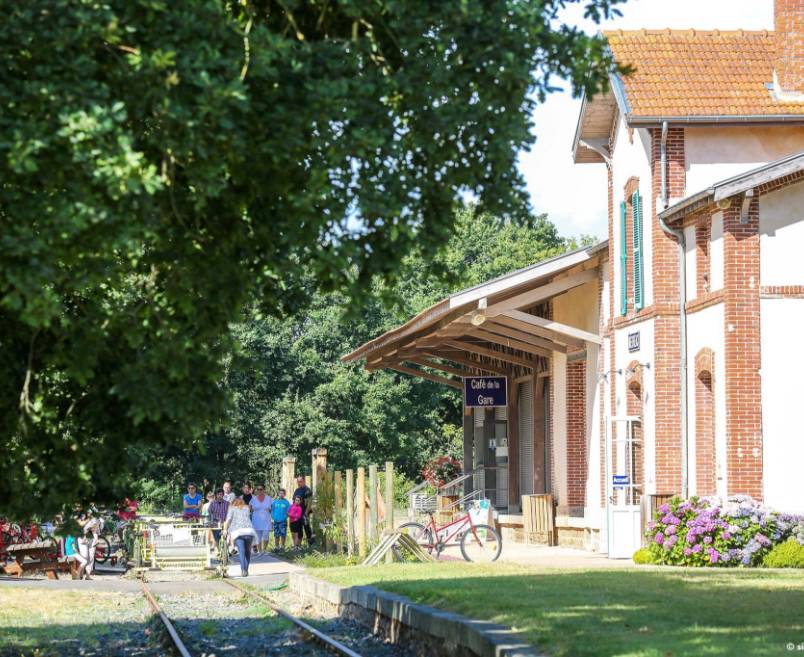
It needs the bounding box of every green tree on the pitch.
[131,207,585,507]
[0,1,623,517]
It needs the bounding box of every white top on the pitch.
[250,494,273,531]
[223,492,236,503]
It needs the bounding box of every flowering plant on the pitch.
[646,495,803,567]
[422,457,462,488]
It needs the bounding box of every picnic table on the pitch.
[2,541,71,579]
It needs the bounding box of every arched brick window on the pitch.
[625,361,644,504]
[695,348,716,496]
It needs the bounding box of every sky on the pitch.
[519,0,775,240]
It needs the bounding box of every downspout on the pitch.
[656,121,689,499]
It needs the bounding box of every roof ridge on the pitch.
[604,28,772,38]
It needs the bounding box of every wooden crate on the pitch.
[521,494,556,546]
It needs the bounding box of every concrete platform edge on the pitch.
[288,571,541,657]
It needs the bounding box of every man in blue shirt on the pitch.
[182,483,203,521]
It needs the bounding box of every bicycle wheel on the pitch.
[460,524,502,563]
[392,522,434,561]
[94,536,111,564]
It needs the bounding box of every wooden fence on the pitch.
[285,449,396,561]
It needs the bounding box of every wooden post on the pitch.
[357,467,367,558]
[345,469,354,557]
[282,457,296,498]
[385,461,394,564]
[311,448,328,497]
[368,464,378,541]
[334,470,343,553]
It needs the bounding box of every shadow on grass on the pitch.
[325,566,804,657]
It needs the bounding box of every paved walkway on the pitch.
[497,543,634,568]
[224,550,304,578]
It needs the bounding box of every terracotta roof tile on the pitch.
[605,29,804,117]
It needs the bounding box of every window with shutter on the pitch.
[632,191,644,311]
[620,200,627,315]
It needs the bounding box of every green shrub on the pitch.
[763,539,804,568]
[632,547,654,565]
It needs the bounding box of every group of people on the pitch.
[181,476,315,577]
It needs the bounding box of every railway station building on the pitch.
[344,0,804,557]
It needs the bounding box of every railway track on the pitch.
[139,578,363,657]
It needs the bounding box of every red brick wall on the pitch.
[775,0,804,92]
[695,362,716,496]
[723,201,763,499]
[650,127,685,495]
[566,359,587,508]
[696,220,711,296]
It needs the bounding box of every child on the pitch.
[271,488,291,551]
[288,495,304,550]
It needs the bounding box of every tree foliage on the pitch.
[0,0,622,517]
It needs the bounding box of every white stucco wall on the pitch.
[611,116,654,309]
[759,181,804,286]
[552,352,568,509]
[710,212,724,292]
[686,127,804,195]
[685,303,727,498]
[613,318,656,494]
[761,298,804,513]
[684,225,697,301]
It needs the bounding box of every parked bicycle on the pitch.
[396,508,502,563]
[0,519,58,561]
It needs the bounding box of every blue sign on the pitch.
[612,474,631,488]
[464,376,507,408]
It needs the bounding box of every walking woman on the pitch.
[75,511,103,580]
[223,498,258,577]
[250,484,273,554]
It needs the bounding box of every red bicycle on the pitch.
[397,509,502,563]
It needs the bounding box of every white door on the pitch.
[606,416,642,559]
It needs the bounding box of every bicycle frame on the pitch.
[422,511,475,549]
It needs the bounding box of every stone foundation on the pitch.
[289,572,541,657]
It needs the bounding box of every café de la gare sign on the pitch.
[464,376,507,408]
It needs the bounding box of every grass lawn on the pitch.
[0,588,153,656]
[315,562,804,657]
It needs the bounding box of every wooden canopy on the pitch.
[342,243,607,388]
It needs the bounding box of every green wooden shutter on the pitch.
[620,200,627,315]
[632,191,644,311]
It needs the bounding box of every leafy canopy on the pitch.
[0,0,622,517]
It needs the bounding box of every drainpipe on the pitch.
[657,121,689,499]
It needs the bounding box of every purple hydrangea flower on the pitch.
[655,532,665,545]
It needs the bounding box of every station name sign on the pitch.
[464,376,507,408]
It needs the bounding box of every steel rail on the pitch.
[223,579,363,657]
[139,581,194,657]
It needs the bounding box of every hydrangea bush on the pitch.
[646,495,803,567]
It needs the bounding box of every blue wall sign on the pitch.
[464,376,507,408]
[612,474,631,488]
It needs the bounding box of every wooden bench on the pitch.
[2,541,70,580]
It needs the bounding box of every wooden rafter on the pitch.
[481,268,598,317]
[384,363,463,389]
[480,322,568,354]
[405,357,469,379]
[465,328,552,359]
[445,340,537,370]
[420,350,512,376]
[489,313,584,348]
[502,310,602,345]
